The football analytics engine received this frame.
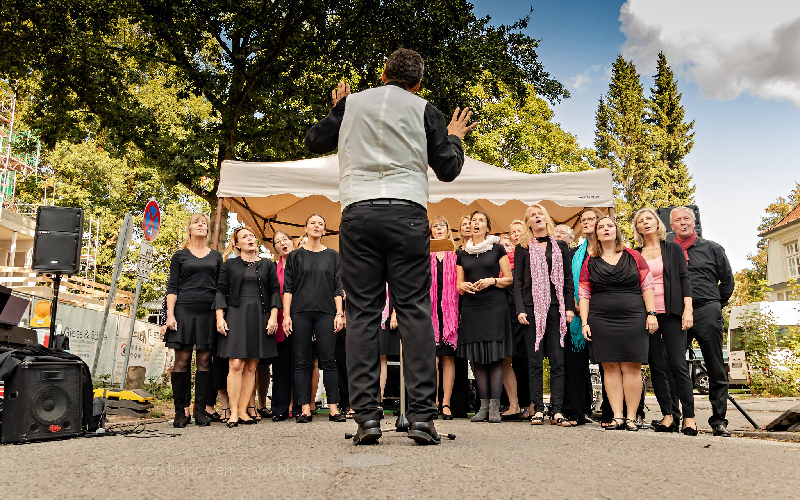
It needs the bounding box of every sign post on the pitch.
[92,213,133,377]
[120,200,160,389]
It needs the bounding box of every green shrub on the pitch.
[739,310,800,397]
[145,372,174,401]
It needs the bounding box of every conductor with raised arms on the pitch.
[306,48,476,445]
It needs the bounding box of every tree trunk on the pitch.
[209,196,229,251]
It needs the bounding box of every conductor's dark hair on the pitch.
[384,48,424,87]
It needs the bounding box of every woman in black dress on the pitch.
[215,227,281,427]
[283,214,346,423]
[164,213,223,427]
[513,205,575,427]
[579,216,658,431]
[456,211,513,423]
[633,207,697,435]
[430,215,458,420]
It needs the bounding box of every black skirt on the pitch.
[379,325,401,356]
[218,295,278,360]
[456,288,513,364]
[165,303,217,351]
[588,290,648,363]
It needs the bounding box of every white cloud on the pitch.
[620,0,800,106]
[566,65,603,92]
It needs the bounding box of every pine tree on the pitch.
[594,55,653,239]
[646,51,695,207]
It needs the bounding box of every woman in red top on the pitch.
[269,230,296,421]
[579,216,658,431]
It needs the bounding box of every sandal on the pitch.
[530,412,545,425]
[220,408,231,424]
[205,410,222,423]
[225,420,238,428]
[625,418,639,432]
[605,418,625,430]
[442,404,453,421]
[257,407,272,419]
[552,415,574,427]
[247,406,261,421]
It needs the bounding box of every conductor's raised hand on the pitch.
[447,107,478,139]
[332,82,351,107]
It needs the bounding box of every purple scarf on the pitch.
[529,236,567,350]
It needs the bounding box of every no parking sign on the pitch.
[143,200,160,242]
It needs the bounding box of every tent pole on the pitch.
[213,197,224,250]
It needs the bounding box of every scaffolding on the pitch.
[1,84,41,209]
[81,216,101,281]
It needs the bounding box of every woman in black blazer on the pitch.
[215,227,281,427]
[633,208,697,435]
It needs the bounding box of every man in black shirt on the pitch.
[306,48,475,445]
[670,206,734,436]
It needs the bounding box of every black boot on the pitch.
[171,371,190,428]
[194,371,212,426]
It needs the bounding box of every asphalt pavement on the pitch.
[2,396,799,500]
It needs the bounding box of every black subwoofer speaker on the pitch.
[32,206,84,274]
[1,360,85,443]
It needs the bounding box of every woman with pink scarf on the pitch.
[512,205,575,427]
[430,215,458,420]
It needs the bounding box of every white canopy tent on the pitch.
[214,155,615,249]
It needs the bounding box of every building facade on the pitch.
[762,203,800,301]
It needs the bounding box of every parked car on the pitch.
[686,348,729,394]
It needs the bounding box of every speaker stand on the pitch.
[48,272,62,347]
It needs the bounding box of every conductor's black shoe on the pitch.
[711,423,731,437]
[272,413,288,422]
[353,419,382,445]
[407,420,441,445]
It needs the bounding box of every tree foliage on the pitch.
[594,56,653,238]
[645,51,695,206]
[2,0,568,248]
[466,73,594,174]
[594,54,695,240]
[13,138,208,317]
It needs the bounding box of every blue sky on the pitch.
[469,0,800,271]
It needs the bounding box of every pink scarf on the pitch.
[381,284,390,329]
[529,236,566,350]
[430,252,458,347]
[275,257,286,343]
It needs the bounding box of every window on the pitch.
[787,241,800,278]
